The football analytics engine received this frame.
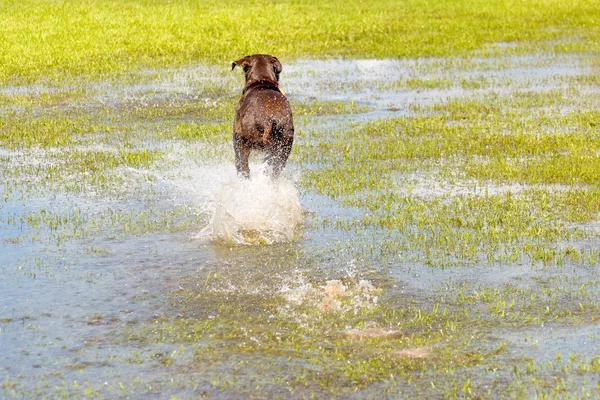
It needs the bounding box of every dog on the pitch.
[231,54,294,179]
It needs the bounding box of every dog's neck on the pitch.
[243,79,284,95]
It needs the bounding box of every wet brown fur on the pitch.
[231,54,294,179]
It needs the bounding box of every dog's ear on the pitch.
[231,56,252,72]
[271,57,282,77]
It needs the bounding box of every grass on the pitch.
[1,0,599,83]
[3,59,600,397]
[2,1,600,399]
[109,252,600,398]
[298,84,600,267]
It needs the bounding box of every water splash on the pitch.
[279,275,380,316]
[192,163,303,245]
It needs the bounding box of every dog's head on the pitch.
[231,54,282,86]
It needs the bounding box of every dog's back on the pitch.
[235,83,293,148]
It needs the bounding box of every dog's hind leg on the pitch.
[271,142,292,179]
[234,139,251,179]
[266,131,293,180]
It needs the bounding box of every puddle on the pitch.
[395,171,589,199]
[1,53,600,397]
[284,55,591,119]
[493,323,600,364]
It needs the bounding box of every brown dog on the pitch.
[231,54,294,179]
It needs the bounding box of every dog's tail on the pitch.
[262,121,278,145]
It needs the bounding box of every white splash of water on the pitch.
[123,142,303,245]
[279,273,380,316]
[191,163,303,245]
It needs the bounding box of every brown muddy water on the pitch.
[1,54,600,398]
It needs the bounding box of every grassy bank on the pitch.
[1,0,600,82]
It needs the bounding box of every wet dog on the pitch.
[231,54,294,179]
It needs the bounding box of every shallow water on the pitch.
[2,54,600,398]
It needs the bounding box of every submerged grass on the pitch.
[299,84,600,267]
[2,1,600,398]
[114,254,600,398]
[3,57,600,397]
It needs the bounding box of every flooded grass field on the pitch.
[1,49,599,398]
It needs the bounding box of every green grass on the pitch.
[293,100,371,118]
[1,0,600,82]
[2,1,600,398]
[111,254,600,398]
[0,114,107,148]
[3,56,600,397]
[298,86,600,267]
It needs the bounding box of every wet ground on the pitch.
[1,53,600,398]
